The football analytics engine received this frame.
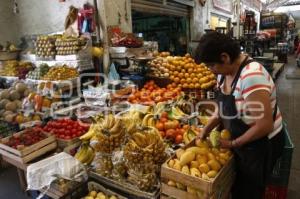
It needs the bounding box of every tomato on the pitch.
[161,112,168,119]
[175,135,183,144]
[183,125,190,131]
[155,122,164,131]
[160,117,168,123]
[159,131,166,138]
[166,129,176,140]
[65,136,71,140]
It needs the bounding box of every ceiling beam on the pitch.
[265,0,290,10]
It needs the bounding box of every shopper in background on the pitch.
[195,32,284,199]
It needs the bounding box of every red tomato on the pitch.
[65,136,71,140]
[159,131,166,138]
[160,117,168,123]
[65,130,70,135]
[175,135,183,144]
[166,129,176,140]
[161,112,168,119]
[155,122,164,131]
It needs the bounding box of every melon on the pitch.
[0,90,9,99]
[15,83,27,93]
[5,114,15,123]
[0,99,9,109]
[13,100,22,109]
[5,102,17,111]
[9,90,20,101]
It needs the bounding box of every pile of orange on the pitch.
[148,53,216,90]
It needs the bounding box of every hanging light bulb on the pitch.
[13,0,19,14]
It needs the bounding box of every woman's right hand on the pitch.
[197,127,209,140]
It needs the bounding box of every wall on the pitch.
[104,0,132,33]
[0,1,18,44]
[14,0,93,38]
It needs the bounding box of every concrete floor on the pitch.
[0,56,300,199]
[277,56,300,199]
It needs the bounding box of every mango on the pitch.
[168,159,175,168]
[179,151,195,166]
[190,161,199,169]
[208,160,221,171]
[176,148,185,159]
[173,159,182,171]
[186,147,208,155]
[199,163,210,174]
[167,180,176,187]
[201,173,210,181]
[207,170,218,178]
[190,168,201,177]
[181,165,190,175]
[197,155,208,165]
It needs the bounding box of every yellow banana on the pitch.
[132,133,146,147]
[84,147,95,164]
[109,119,122,134]
[80,124,96,140]
[107,114,115,129]
[75,144,88,162]
[147,117,155,127]
[183,131,190,145]
[142,114,153,126]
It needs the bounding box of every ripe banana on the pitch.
[80,124,96,140]
[132,133,146,147]
[83,147,95,165]
[142,114,155,127]
[107,114,115,129]
[75,144,88,162]
[183,131,190,145]
[109,119,122,134]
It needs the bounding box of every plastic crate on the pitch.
[264,185,287,199]
[268,123,294,186]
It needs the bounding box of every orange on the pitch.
[188,68,193,73]
[185,53,191,58]
[189,83,195,89]
[183,83,189,89]
[190,73,195,78]
[178,73,184,78]
[170,65,176,71]
[195,83,201,89]
[197,74,203,79]
[173,71,179,76]
[178,84,182,88]
[174,77,180,83]
[180,79,186,84]
[184,73,190,78]
[186,78,192,83]
[170,75,175,80]
[192,78,198,83]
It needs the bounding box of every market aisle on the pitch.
[0,167,30,199]
[276,56,300,199]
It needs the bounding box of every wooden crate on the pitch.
[57,137,80,149]
[161,170,235,199]
[161,140,235,198]
[0,130,57,164]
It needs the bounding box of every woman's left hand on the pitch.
[219,139,233,148]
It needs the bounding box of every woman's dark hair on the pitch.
[194,32,241,64]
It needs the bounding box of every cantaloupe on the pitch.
[0,90,9,99]
[9,90,20,101]
[0,99,9,109]
[15,83,27,93]
[5,102,17,111]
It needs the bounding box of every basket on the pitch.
[268,123,294,186]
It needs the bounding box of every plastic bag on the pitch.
[26,152,88,199]
[92,152,113,178]
[111,151,127,180]
[108,63,120,81]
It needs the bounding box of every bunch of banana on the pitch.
[153,102,166,115]
[75,142,95,165]
[183,129,197,145]
[90,114,126,153]
[80,123,102,141]
[141,113,156,127]
[124,127,166,165]
[116,110,144,135]
[168,107,188,120]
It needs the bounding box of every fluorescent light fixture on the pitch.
[274,5,300,12]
